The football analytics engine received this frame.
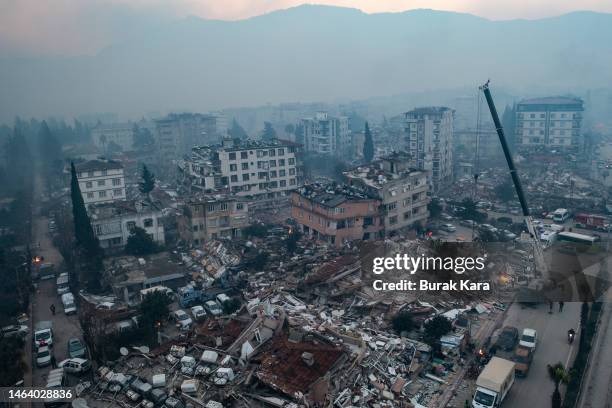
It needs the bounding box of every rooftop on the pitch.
[295,183,377,208]
[519,96,583,106]
[89,199,162,220]
[405,106,452,116]
[75,159,123,172]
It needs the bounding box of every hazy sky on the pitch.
[1,0,611,56]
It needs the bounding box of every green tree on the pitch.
[222,298,241,314]
[261,122,277,141]
[547,362,570,408]
[139,164,155,194]
[428,199,443,218]
[423,316,452,346]
[363,121,374,163]
[392,311,414,334]
[125,226,158,256]
[0,337,26,386]
[139,291,171,341]
[38,121,62,167]
[229,119,248,140]
[494,180,517,203]
[70,162,103,292]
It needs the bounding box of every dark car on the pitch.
[495,326,519,351]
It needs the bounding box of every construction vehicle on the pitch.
[480,81,548,286]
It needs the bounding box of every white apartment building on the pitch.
[302,112,350,158]
[89,200,165,250]
[216,139,302,198]
[515,97,584,148]
[91,124,135,152]
[404,107,454,191]
[345,152,430,235]
[75,160,126,206]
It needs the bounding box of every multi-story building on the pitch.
[515,97,584,148]
[302,112,350,158]
[345,152,429,235]
[403,107,453,191]
[179,138,303,199]
[91,123,135,152]
[75,160,126,206]
[178,195,250,245]
[453,128,502,162]
[155,112,227,173]
[89,200,165,250]
[291,184,383,247]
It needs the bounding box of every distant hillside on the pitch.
[1,5,611,121]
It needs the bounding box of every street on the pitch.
[502,301,580,408]
[29,173,85,386]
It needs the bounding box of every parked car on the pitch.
[67,338,87,359]
[58,358,91,374]
[440,214,453,221]
[170,309,193,330]
[205,300,223,316]
[495,326,519,351]
[191,305,206,321]
[36,346,53,367]
[1,324,28,339]
[519,328,538,350]
[441,223,457,232]
[513,346,533,376]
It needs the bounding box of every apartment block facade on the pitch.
[178,196,250,245]
[403,107,453,191]
[301,112,350,158]
[291,184,383,247]
[345,153,429,235]
[515,97,584,148]
[75,160,126,206]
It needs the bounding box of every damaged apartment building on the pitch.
[178,195,250,245]
[177,138,303,210]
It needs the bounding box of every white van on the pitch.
[61,293,77,315]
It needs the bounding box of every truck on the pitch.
[472,357,515,408]
[574,213,610,231]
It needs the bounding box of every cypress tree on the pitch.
[363,121,374,163]
[139,164,155,194]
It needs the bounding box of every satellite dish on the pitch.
[120,347,129,356]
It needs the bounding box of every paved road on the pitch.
[576,295,612,408]
[501,301,580,408]
[30,174,85,386]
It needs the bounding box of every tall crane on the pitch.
[479,81,548,280]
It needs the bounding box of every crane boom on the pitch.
[480,81,547,278]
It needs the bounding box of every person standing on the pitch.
[559,301,565,312]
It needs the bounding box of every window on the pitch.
[288,158,295,165]
[112,178,121,186]
[97,180,105,186]
[269,181,278,188]
[126,221,136,231]
[236,203,244,210]
[241,151,248,159]
[87,192,94,199]
[278,159,285,166]
[269,160,276,167]
[389,216,398,225]
[229,152,236,160]
[98,191,106,198]
[278,148,284,155]
[230,175,238,182]
[101,170,108,176]
[230,164,237,172]
[242,162,249,170]
[143,218,153,228]
[88,171,94,177]
[85,181,93,188]
[270,171,277,178]
[242,174,250,181]
[193,225,199,231]
[113,188,123,196]
[387,202,397,211]
[289,168,296,175]
[269,149,276,157]
[290,178,296,185]
[280,180,286,187]
[258,172,267,179]
[279,169,286,177]
[94,225,102,235]
[364,217,373,226]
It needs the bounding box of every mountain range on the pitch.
[1,5,611,122]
